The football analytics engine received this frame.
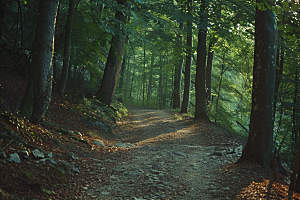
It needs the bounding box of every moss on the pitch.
[49,165,66,180]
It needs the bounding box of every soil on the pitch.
[0,72,299,199]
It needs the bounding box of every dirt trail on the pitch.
[84,107,244,200]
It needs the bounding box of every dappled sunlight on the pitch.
[236,179,300,199]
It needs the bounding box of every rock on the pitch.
[32,149,44,158]
[70,165,80,173]
[235,145,243,153]
[7,153,21,163]
[94,121,109,132]
[74,131,82,136]
[19,150,29,156]
[93,139,105,147]
[69,152,78,160]
[51,137,61,146]
[58,128,73,135]
[140,145,150,149]
[101,191,110,196]
[44,152,53,158]
[0,152,7,159]
[173,151,186,156]
[124,170,140,176]
[112,142,135,148]
[57,160,70,169]
[214,150,226,156]
[45,158,57,165]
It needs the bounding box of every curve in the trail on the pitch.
[85,107,241,200]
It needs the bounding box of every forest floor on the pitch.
[0,72,299,199]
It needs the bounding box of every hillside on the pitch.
[0,71,298,199]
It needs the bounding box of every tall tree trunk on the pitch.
[292,69,298,148]
[147,53,154,103]
[96,0,128,106]
[195,0,209,120]
[237,2,277,170]
[158,55,163,109]
[57,0,75,94]
[181,0,192,113]
[52,1,60,89]
[118,54,126,91]
[206,37,217,105]
[130,64,136,104]
[124,56,130,99]
[20,0,59,124]
[143,38,146,106]
[173,22,184,109]
[273,47,284,117]
[214,55,225,122]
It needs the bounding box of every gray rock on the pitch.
[214,150,226,156]
[140,145,150,149]
[101,191,110,196]
[57,160,70,169]
[124,170,140,176]
[7,153,21,163]
[112,142,135,148]
[32,149,44,158]
[223,187,230,191]
[51,138,61,146]
[93,139,105,147]
[19,150,29,156]
[45,158,57,165]
[94,121,109,132]
[71,165,80,173]
[69,152,78,160]
[0,152,7,159]
[74,131,82,136]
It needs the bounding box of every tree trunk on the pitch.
[292,69,298,148]
[124,56,130,99]
[181,0,192,113]
[273,46,284,117]
[143,38,146,106]
[237,3,277,170]
[206,37,217,105]
[52,1,60,89]
[158,55,163,109]
[195,0,209,120]
[147,53,154,103]
[57,0,75,94]
[118,53,126,91]
[96,0,128,106]
[20,0,59,124]
[129,64,136,104]
[173,22,184,109]
[214,55,225,122]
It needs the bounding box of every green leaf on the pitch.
[131,11,138,20]
[135,0,143,4]
[83,17,89,23]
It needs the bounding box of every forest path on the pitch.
[83,107,244,200]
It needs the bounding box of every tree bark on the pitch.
[147,53,154,103]
[118,54,126,91]
[195,0,209,120]
[96,0,128,106]
[181,0,192,113]
[57,0,75,94]
[206,37,217,105]
[20,0,59,124]
[237,3,277,170]
[52,1,60,89]
[273,45,284,117]
[173,22,184,109]
[214,55,225,122]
